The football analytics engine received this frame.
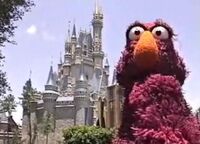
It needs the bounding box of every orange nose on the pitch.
[133,31,159,69]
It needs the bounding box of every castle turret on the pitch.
[92,0,104,70]
[74,61,91,125]
[43,65,59,115]
[92,0,103,41]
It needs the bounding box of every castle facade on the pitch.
[21,2,110,144]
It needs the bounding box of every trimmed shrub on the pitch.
[63,125,114,144]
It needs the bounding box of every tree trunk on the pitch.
[28,113,32,144]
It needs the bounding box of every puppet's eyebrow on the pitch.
[126,21,147,34]
[144,23,155,29]
[128,21,147,29]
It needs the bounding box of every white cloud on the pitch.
[26,25,37,35]
[26,24,56,42]
[41,31,56,41]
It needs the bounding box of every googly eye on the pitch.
[151,26,169,40]
[128,26,145,40]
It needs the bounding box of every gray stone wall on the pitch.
[54,119,74,143]
[83,64,94,80]
[55,106,75,119]
[75,107,85,125]
[33,106,75,144]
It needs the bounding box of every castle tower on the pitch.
[92,0,104,70]
[74,61,91,125]
[43,65,59,115]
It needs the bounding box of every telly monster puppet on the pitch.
[113,19,200,144]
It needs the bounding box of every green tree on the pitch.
[0,92,16,116]
[40,112,54,144]
[22,79,37,144]
[0,0,34,46]
[0,1,34,142]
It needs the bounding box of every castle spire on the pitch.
[95,0,100,14]
[72,23,76,38]
[46,65,56,86]
[29,69,32,80]
[67,21,71,42]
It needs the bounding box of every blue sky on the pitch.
[2,0,200,124]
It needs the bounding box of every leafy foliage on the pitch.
[63,126,114,144]
[0,0,34,46]
[0,92,16,116]
[0,0,34,97]
[22,79,37,111]
[0,51,9,98]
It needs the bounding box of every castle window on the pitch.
[83,51,87,56]
[86,75,88,80]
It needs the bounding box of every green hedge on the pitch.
[63,126,114,144]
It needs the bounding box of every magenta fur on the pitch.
[113,20,200,144]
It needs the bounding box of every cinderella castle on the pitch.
[21,1,113,144]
